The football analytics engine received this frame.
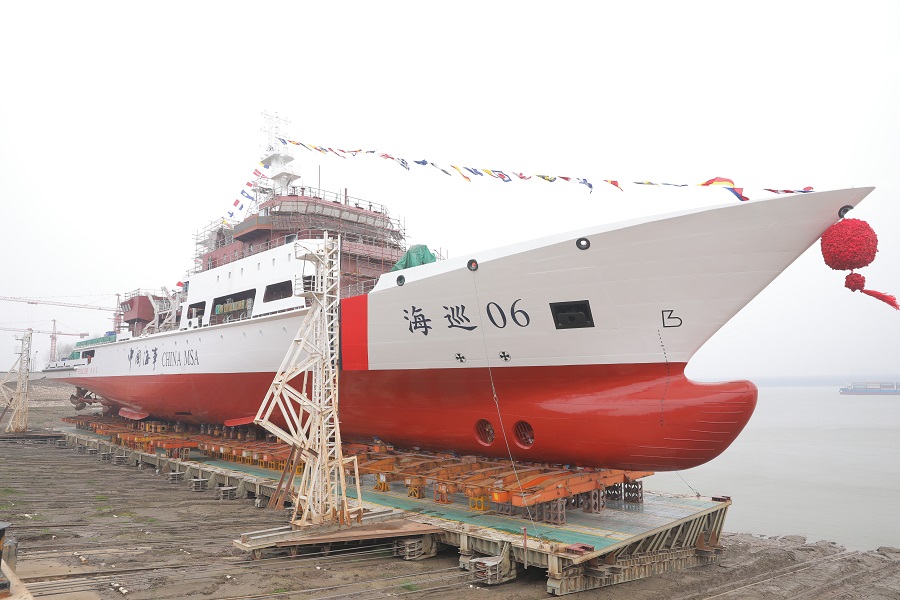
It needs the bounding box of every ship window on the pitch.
[210,289,256,325]
[549,300,595,330]
[187,301,206,320]
[263,280,293,302]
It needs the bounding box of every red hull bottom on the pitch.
[63,363,756,471]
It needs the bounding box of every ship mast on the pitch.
[253,112,302,211]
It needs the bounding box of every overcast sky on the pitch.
[1,1,898,380]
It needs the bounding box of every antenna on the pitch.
[260,111,292,153]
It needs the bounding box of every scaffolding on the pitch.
[1,329,32,432]
[253,233,364,528]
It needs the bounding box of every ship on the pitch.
[41,142,875,471]
[839,382,900,395]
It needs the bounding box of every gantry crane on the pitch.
[0,295,123,337]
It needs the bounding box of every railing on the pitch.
[189,229,407,275]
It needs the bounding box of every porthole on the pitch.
[474,419,495,446]
[467,259,479,271]
[513,421,534,449]
[396,275,405,286]
[576,237,590,250]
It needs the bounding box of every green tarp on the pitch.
[390,244,437,272]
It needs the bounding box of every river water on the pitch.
[647,385,900,551]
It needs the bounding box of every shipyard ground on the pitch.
[1,383,899,599]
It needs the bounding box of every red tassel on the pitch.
[860,289,900,310]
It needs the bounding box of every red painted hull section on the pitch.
[62,362,755,471]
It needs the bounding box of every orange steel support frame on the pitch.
[353,449,653,508]
[61,415,653,510]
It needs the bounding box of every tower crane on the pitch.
[0,321,89,362]
[0,295,123,335]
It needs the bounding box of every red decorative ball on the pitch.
[845,272,866,292]
[821,218,878,271]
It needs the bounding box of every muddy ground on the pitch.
[1,381,899,599]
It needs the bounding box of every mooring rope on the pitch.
[468,268,547,542]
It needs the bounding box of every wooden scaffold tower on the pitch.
[0,329,32,432]
[253,233,364,528]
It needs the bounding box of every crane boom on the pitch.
[0,327,88,337]
[0,296,118,311]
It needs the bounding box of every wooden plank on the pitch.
[274,519,443,546]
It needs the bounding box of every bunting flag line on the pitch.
[451,165,471,182]
[700,177,736,187]
[726,187,750,202]
[254,134,815,204]
[484,169,512,182]
[430,163,453,176]
[224,165,275,222]
[764,187,814,194]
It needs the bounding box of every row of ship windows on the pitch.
[186,277,312,323]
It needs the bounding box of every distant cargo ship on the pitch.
[839,382,900,395]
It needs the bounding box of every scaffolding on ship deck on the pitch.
[191,187,412,298]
